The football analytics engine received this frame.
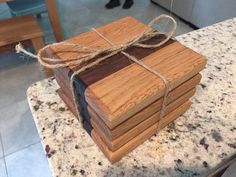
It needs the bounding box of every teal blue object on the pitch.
[6,0,47,16]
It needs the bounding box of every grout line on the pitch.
[4,141,41,158]
[0,133,9,177]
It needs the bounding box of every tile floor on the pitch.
[0,1,195,176]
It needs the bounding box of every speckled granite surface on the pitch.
[27,18,236,177]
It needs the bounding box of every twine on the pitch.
[16,14,177,133]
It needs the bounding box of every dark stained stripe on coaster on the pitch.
[72,34,173,86]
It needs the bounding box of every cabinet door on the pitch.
[152,0,194,22]
[191,0,236,27]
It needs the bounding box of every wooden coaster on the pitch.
[91,101,192,163]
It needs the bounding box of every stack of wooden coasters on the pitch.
[46,17,207,163]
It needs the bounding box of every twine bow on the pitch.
[16,14,177,133]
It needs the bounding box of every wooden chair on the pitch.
[0,15,52,77]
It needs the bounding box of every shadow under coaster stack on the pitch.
[46,17,207,163]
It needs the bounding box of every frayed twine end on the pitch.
[15,43,38,59]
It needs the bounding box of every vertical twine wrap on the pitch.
[16,14,177,133]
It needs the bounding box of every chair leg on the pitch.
[31,37,53,78]
[31,37,44,52]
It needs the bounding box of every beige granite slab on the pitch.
[27,17,236,177]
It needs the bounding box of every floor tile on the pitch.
[0,61,46,109]
[5,143,52,177]
[222,159,236,177]
[0,100,40,156]
[0,158,7,177]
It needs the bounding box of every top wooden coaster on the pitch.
[47,16,207,129]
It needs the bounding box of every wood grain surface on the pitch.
[86,44,206,129]
[91,101,192,163]
[56,72,201,139]
[87,75,200,140]
[48,16,206,129]
[92,88,195,151]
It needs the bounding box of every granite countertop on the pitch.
[27,18,236,177]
